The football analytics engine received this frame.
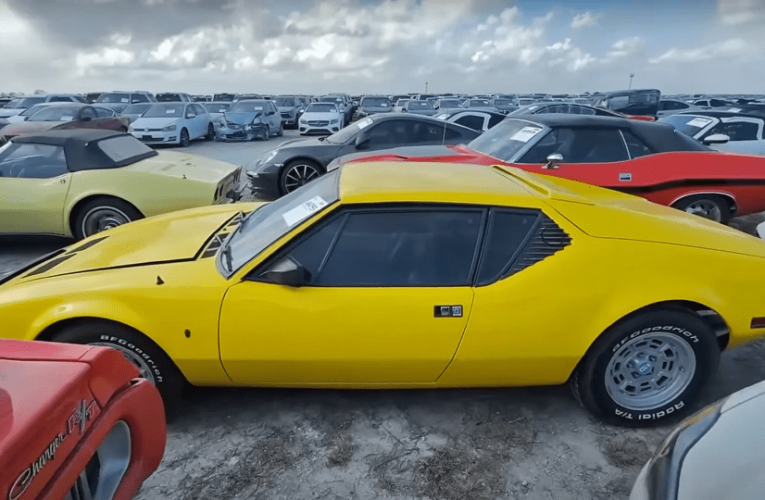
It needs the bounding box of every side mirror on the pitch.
[258,257,308,287]
[703,133,730,145]
[543,153,563,170]
[266,111,275,116]
[82,116,92,122]
[186,113,196,119]
[355,133,370,149]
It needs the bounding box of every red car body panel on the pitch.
[343,145,765,216]
[0,339,165,500]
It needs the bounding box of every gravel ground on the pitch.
[2,131,765,499]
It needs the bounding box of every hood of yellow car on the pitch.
[18,203,265,281]
[505,168,765,259]
[127,151,241,184]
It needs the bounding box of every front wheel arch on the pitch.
[671,193,736,223]
[68,195,144,238]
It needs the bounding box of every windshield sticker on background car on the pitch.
[510,126,543,143]
[166,109,177,114]
[728,108,741,113]
[60,116,74,121]
[357,118,373,129]
[121,98,129,103]
[282,196,328,227]
[686,117,714,128]
[381,103,388,107]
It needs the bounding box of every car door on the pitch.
[195,104,211,135]
[219,205,483,384]
[0,142,72,234]
[701,118,764,155]
[513,127,632,188]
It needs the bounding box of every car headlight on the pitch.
[330,118,339,124]
[299,119,307,124]
[261,149,279,165]
[251,117,261,124]
[163,124,177,131]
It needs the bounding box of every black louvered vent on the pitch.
[26,254,76,277]
[507,215,571,276]
[67,236,108,254]
[202,233,229,258]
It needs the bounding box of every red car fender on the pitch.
[34,379,166,500]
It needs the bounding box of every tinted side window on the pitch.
[519,128,629,163]
[488,114,505,128]
[316,209,483,286]
[455,115,485,131]
[50,96,73,102]
[621,130,653,158]
[0,144,68,178]
[80,107,98,119]
[94,106,113,117]
[279,215,345,279]
[366,120,411,148]
[705,121,760,141]
[476,210,539,285]
[412,121,460,143]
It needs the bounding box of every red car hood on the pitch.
[0,340,138,500]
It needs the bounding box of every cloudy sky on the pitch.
[1,0,763,96]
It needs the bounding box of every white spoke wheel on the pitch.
[73,198,142,240]
[280,160,323,194]
[674,195,731,224]
[570,308,720,427]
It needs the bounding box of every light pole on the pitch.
[425,82,428,94]
[629,73,634,90]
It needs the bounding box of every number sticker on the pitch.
[282,196,328,227]
[510,126,543,143]
[686,117,713,128]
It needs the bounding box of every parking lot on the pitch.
[3,130,765,500]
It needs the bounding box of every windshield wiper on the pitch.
[220,211,245,273]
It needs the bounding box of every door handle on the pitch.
[434,305,463,318]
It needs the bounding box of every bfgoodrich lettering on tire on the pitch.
[570,308,720,427]
[51,322,184,416]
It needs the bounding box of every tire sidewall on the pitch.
[676,195,731,224]
[73,198,141,240]
[280,160,323,195]
[180,128,189,147]
[580,311,719,426]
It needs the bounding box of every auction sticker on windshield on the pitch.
[283,196,328,227]
[511,126,543,143]
[686,117,714,128]
[357,118,373,129]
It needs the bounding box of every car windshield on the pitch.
[221,170,340,277]
[408,101,432,109]
[8,97,47,109]
[306,103,337,113]
[396,100,409,106]
[156,94,183,102]
[659,115,717,137]
[494,99,512,106]
[96,93,131,104]
[19,105,47,117]
[468,118,546,161]
[469,100,492,107]
[362,98,391,107]
[28,106,82,122]
[325,117,372,144]
[97,135,157,164]
[438,100,461,107]
[122,103,151,115]
[229,101,268,113]
[143,103,186,117]
[318,97,344,105]
[203,103,232,113]
[275,98,296,107]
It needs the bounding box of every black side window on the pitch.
[476,210,539,285]
[455,115,484,131]
[366,120,411,148]
[80,107,98,119]
[488,114,505,128]
[412,122,459,143]
[621,130,653,158]
[50,96,72,102]
[278,215,345,280]
[0,144,68,179]
[705,121,760,141]
[520,128,629,163]
[94,107,113,117]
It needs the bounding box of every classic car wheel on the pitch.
[51,322,184,413]
[74,198,143,239]
[570,308,719,427]
[674,195,731,224]
[280,160,323,194]
[179,128,190,147]
[205,123,215,141]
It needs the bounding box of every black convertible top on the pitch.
[11,129,157,171]
[517,114,710,153]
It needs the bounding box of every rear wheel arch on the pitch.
[68,195,144,237]
[671,192,736,220]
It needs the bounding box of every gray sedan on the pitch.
[401,100,437,116]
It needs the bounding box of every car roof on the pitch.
[338,161,545,208]
[679,108,765,120]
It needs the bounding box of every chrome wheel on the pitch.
[605,333,696,411]
[283,163,321,192]
[683,199,722,222]
[92,342,156,384]
[81,206,130,237]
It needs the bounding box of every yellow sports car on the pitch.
[0,129,243,239]
[2,161,765,426]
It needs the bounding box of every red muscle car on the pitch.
[330,114,765,223]
[0,339,165,500]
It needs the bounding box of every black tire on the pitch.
[280,159,324,195]
[51,322,185,416]
[673,194,732,224]
[570,308,720,427]
[276,121,284,137]
[205,123,215,141]
[179,128,190,147]
[261,125,270,141]
[73,197,143,240]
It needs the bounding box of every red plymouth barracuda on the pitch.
[0,339,165,500]
[329,114,765,223]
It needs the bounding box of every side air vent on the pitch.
[226,211,250,229]
[202,233,229,258]
[26,254,76,277]
[506,215,571,276]
[67,236,108,254]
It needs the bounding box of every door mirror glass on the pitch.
[259,257,309,287]
[703,133,730,145]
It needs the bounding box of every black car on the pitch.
[510,102,627,118]
[432,109,507,133]
[247,114,480,198]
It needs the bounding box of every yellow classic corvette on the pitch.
[0,129,243,239]
[2,161,765,426]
